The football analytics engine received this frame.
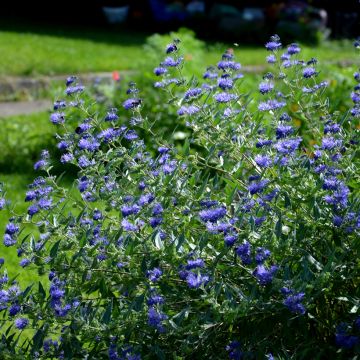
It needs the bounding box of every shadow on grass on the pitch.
[0,17,149,47]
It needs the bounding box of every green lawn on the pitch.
[0,173,37,285]
[0,23,358,76]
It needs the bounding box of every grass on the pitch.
[0,23,358,77]
[0,111,55,173]
[0,173,36,286]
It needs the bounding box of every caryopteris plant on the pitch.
[0,35,359,359]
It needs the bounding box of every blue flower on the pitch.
[186,258,205,270]
[185,272,209,289]
[254,154,272,168]
[283,292,306,315]
[14,317,29,330]
[265,36,282,51]
[105,109,119,122]
[27,205,39,217]
[236,241,252,265]
[287,43,301,55]
[147,268,162,282]
[218,77,234,90]
[161,56,183,67]
[5,223,19,235]
[321,137,342,150]
[147,294,164,306]
[224,233,238,246]
[121,204,140,217]
[274,138,302,155]
[259,82,274,94]
[154,67,167,76]
[53,100,66,110]
[50,112,65,124]
[148,307,167,332]
[217,61,241,71]
[276,125,293,139]
[19,258,31,268]
[214,92,237,103]
[65,85,84,95]
[66,76,77,86]
[266,54,276,64]
[225,340,242,360]
[123,98,141,110]
[177,105,200,116]
[256,139,273,148]
[303,67,317,78]
[57,140,69,150]
[9,304,21,316]
[121,219,138,232]
[258,99,286,111]
[149,217,163,228]
[255,247,271,264]
[253,264,278,285]
[138,193,155,207]
[199,207,226,223]
[184,88,202,99]
[248,179,270,195]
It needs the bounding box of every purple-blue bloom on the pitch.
[225,340,242,360]
[186,272,209,289]
[276,125,293,139]
[214,92,237,103]
[154,67,167,76]
[121,219,138,232]
[255,247,271,264]
[218,77,234,90]
[121,204,140,217]
[236,241,252,265]
[162,56,183,67]
[253,265,278,285]
[15,317,29,330]
[266,54,276,64]
[184,87,202,99]
[255,154,272,168]
[123,98,141,110]
[274,138,302,155]
[177,105,200,116]
[248,179,270,195]
[50,112,65,124]
[186,258,205,270]
[199,206,226,223]
[283,292,306,315]
[217,61,241,71]
[258,99,286,111]
[303,67,317,78]
[265,39,282,51]
[259,82,274,94]
[146,267,162,282]
[148,307,167,332]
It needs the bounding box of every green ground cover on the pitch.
[0,24,357,76]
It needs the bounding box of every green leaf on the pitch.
[50,240,61,258]
[38,281,46,299]
[275,215,282,239]
[284,192,291,208]
[176,232,186,252]
[102,300,113,324]
[153,232,164,250]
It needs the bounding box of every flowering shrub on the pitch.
[0,35,359,359]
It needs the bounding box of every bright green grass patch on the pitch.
[0,24,358,77]
[0,173,36,286]
[0,111,54,173]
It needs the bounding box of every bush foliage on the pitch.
[0,35,359,359]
